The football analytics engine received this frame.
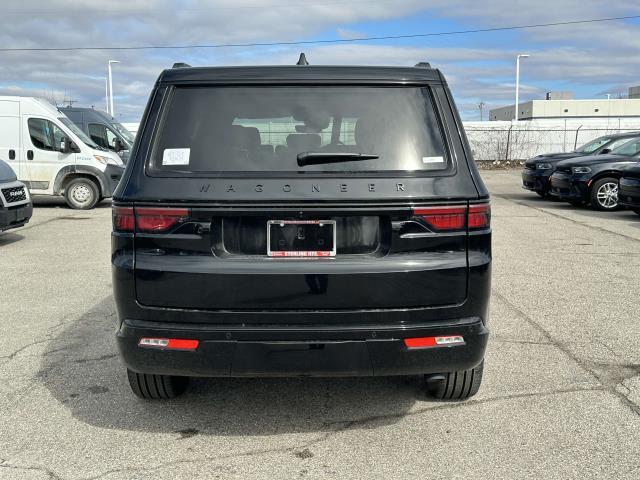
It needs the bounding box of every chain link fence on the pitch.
[465,122,640,163]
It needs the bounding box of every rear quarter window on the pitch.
[148,86,451,176]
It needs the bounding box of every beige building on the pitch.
[490,98,640,121]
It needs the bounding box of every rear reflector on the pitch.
[404,335,465,349]
[135,207,190,233]
[138,338,199,350]
[113,206,134,232]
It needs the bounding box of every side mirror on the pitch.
[60,138,70,154]
[600,148,611,154]
[114,138,124,152]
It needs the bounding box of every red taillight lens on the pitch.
[413,206,467,231]
[469,203,491,230]
[113,206,134,232]
[412,203,491,232]
[135,207,190,233]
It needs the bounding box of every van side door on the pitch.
[23,117,75,194]
[0,100,22,179]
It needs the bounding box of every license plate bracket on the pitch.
[267,220,336,257]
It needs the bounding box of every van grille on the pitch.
[2,186,27,204]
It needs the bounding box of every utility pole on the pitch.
[478,101,486,121]
[108,60,120,116]
[514,54,530,123]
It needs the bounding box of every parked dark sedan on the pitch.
[618,164,640,216]
[550,138,640,210]
[522,132,640,197]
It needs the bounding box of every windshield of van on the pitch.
[59,117,102,150]
[111,121,135,144]
[149,86,448,174]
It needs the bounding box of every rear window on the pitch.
[149,86,449,175]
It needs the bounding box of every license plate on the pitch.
[267,220,336,257]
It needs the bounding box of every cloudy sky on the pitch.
[1,0,639,122]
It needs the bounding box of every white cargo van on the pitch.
[0,96,125,209]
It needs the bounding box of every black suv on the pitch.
[112,60,491,400]
[1,159,33,232]
[521,132,640,198]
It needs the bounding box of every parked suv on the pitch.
[521,132,640,198]
[0,159,32,232]
[112,60,491,400]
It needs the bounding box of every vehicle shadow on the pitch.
[0,232,25,245]
[38,296,421,436]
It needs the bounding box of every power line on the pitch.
[1,14,638,52]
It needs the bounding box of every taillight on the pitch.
[413,206,467,231]
[113,206,134,232]
[412,203,490,232]
[135,207,190,233]
[469,203,491,230]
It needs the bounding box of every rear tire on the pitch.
[590,177,619,211]
[64,177,100,210]
[632,208,640,216]
[424,361,484,400]
[127,369,189,400]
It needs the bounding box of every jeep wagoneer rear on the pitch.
[112,61,491,400]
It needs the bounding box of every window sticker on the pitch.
[422,156,445,164]
[162,148,190,166]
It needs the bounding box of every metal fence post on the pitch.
[505,125,513,161]
[574,125,583,150]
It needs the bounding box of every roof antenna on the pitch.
[415,62,431,68]
[296,53,309,66]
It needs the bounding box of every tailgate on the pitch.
[132,203,481,311]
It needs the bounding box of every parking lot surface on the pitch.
[1,170,639,479]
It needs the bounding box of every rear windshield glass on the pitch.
[149,86,448,175]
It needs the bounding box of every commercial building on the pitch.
[490,87,640,121]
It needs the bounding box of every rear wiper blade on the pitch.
[297,152,379,167]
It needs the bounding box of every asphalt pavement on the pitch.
[0,170,639,479]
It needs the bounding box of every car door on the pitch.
[24,117,75,193]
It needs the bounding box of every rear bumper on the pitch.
[618,177,640,208]
[117,317,489,377]
[521,168,552,192]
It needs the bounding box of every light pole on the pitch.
[108,60,120,116]
[104,77,109,113]
[514,54,530,123]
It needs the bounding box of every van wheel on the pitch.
[424,361,484,400]
[127,369,189,400]
[64,178,100,210]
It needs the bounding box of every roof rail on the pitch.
[172,62,192,69]
[414,62,431,68]
[296,53,309,66]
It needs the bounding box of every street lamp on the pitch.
[514,54,530,123]
[108,60,120,116]
[104,77,109,113]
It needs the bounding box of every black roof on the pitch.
[157,65,444,86]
